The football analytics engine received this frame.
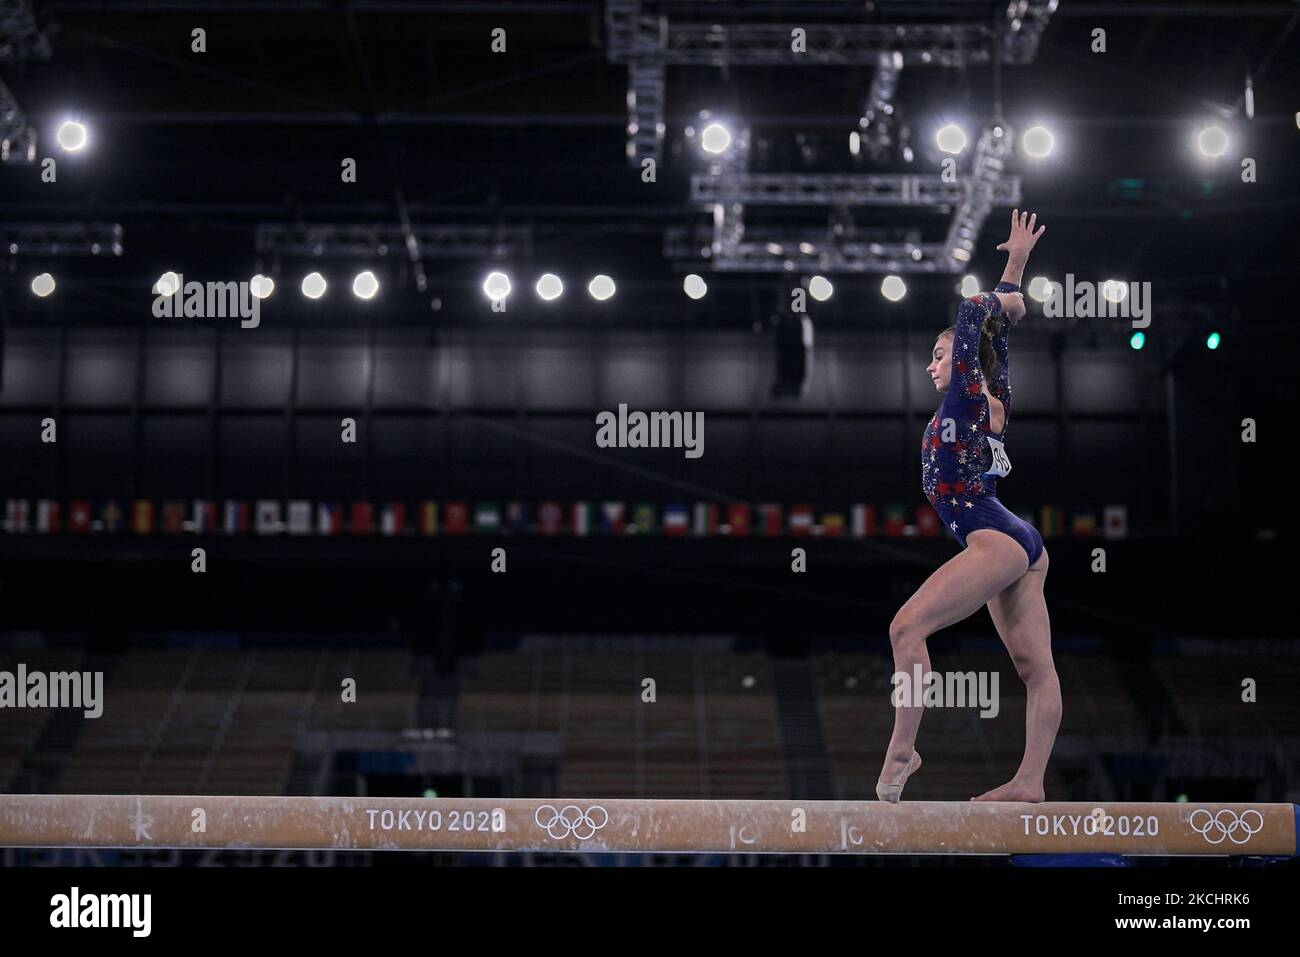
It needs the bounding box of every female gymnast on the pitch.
[876,209,1061,803]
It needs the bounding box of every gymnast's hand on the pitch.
[994,291,1026,326]
[996,208,1045,262]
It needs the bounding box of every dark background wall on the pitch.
[2,321,1212,530]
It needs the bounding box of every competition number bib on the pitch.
[985,435,1012,477]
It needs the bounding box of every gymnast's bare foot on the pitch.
[970,778,1044,802]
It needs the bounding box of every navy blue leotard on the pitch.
[921,280,1044,567]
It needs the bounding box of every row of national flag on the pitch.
[2,499,1130,540]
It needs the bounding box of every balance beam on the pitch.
[0,795,1294,855]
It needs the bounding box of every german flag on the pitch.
[1071,510,1099,538]
[1039,505,1065,538]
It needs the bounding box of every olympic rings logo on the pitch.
[534,804,609,841]
[1188,809,1264,845]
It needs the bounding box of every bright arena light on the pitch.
[483,271,511,301]
[1197,125,1229,158]
[701,122,732,155]
[535,273,564,301]
[959,275,980,297]
[881,275,907,302]
[56,120,88,152]
[588,275,616,301]
[1130,331,1146,350]
[683,274,707,300]
[808,275,833,302]
[935,124,967,155]
[31,273,56,298]
[250,274,275,299]
[1021,125,1055,158]
[1027,276,1053,302]
[352,270,379,300]
[301,271,327,299]
[1101,279,1128,304]
[153,271,180,296]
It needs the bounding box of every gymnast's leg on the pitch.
[880,530,1030,793]
[973,543,1060,802]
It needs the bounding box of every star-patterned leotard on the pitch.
[921,281,1044,567]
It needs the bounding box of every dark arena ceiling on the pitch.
[1,0,1297,332]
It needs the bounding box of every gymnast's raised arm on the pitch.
[987,209,1046,409]
[993,208,1045,324]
